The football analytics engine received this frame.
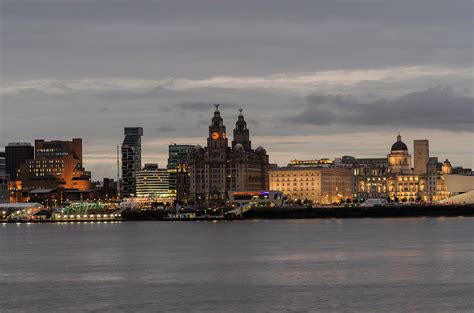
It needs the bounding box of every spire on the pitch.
[232,108,251,150]
[397,133,401,142]
[211,104,223,127]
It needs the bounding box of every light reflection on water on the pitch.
[1,218,473,312]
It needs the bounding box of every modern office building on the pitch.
[414,140,429,175]
[0,151,5,175]
[268,167,353,204]
[5,143,34,180]
[121,127,143,197]
[17,138,92,190]
[188,106,269,205]
[167,144,193,198]
[136,164,170,198]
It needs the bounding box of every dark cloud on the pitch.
[288,86,474,132]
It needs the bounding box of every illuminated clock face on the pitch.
[211,132,220,140]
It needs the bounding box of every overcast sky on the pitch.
[1,0,473,179]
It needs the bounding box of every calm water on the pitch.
[0,218,473,312]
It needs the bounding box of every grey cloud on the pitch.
[154,126,176,133]
[2,0,472,80]
[174,102,239,111]
[288,86,474,132]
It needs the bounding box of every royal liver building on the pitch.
[188,105,269,205]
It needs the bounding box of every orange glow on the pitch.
[211,132,220,140]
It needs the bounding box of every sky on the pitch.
[1,0,473,180]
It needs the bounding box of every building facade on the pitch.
[167,144,193,199]
[0,151,5,175]
[5,142,34,181]
[18,138,92,191]
[121,127,143,197]
[135,164,170,198]
[353,135,450,203]
[188,106,269,205]
[268,167,353,205]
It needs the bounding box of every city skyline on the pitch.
[1,0,473,180]
[1,109,473,181]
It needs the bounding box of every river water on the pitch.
[1,218,473,312]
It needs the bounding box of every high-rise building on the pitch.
[136,164,170,198]
[18,138,92,190]
[188,106,269,205]
[121,127,143,197]
[414,140,429,175]
[0,151,5,175]
[167,144,193,197]
[5,143,34,180]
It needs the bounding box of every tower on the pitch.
[206,104,228,201]
[387,133,412,175]
[121,127,143,197]
[232,109,251,151]
[414,140,429,175]
[207,104,228,151]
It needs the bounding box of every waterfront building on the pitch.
[167,144,193,199]
[18,138,92,191]
[268,167,353,204]
[413,140,429,175]
[136,164,170,198]
[387,134,412,174]
[5,142,34,181]
[121,127,143,197]
[188,106,269,205]
[352,136,450,203]
[352,158,389,200]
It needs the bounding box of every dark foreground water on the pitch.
[1,218,473,312]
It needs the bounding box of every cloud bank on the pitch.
[288,86,474,132]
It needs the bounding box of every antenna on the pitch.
[215,104,220,110]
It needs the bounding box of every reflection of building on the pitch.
[5,143,34,180]
[122,127,143,197]
[18,138,92,191]
[188,106,269,205]
[387,134,411,174]
[136,164,170,198]
[167,144,192,198]
[268,167,353,204]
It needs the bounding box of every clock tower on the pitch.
[207,104,228,150]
